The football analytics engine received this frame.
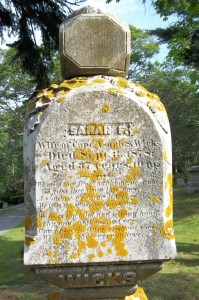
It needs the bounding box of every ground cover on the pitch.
[0,187,198,299]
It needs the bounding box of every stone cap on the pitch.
[187,165,199,172]
[59,5,131,78]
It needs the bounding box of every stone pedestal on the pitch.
[37,262,162,299]
[186,166,199,194]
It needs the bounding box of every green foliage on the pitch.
[9,195,24,205]
[0,0,86,90]
[134,63,199,172]
[129,25,159,81]
[0,47,61,197]
[107,0,199,68]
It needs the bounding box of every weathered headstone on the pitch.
[186,166,199,195]
[176,177,186,187]
[24,6,176,299]
[2,202,8,209]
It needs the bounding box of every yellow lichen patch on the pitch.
[62,195,70,202]
[118,208,127,219]
[42,160,48,165]
[113,225,127,238]
[160,219,175,240]
[131,197,140,205]
[164,173,173,190]
[78,169,104,182]
[53,236,61,245]
[49,211,62,224]
[163,150,168,161]
[25,237,35,246]
[47,251,53,257]
[25,217,32,231]
[116,190,130,206]
[92,137,104,149]
[165,204,172,218]
[87,236,98,248]
[102,103,111,113]
[65,204,75,219]
[73,222,86,238]
[98,250,104,258]
[50,83,60,89]
[36,214,43,228]
[110,185,120,193]
[107,248,112,254]
[75,208,85,220]
[60,225,74,239]
[125,287,148,300]
[117,77,130,89]
[80,190,100,204]
[127,157,134,164]
[88,253,95,261]
[46,90,55,99]
[109,171,115,176]
[60,77,88,89]
[54,228,58,234]
[78,240,87,252]
[108,87,123,96]
[57,96,66,103]
[148,195,161,204]
[125,166,140,183]
[86,184,95,192]
[60,89,70,95]
[147,99,166,112]
[136,90,147,97]
[91,217,112,234]
[36,89,47,98]
[112,156,120,161]
[108,138,122,150]
[107,198,118,209]
[115,245,128,257]
[101,241,106,247]
[92,78,106,84]
[89,200,104,213]
[75,147,106,164]
[132,128,140,135]
[64,181,70,187]
[121,183,127,189]
[70,253,79,259]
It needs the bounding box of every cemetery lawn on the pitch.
[0,187,199,300]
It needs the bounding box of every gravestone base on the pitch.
[37,262,163,299]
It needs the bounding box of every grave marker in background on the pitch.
[24,6,176,299]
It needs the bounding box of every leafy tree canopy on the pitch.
[0,0,86,91]
[107,0,199,69]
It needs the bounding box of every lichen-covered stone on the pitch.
[59,6,131,79]
[24,76,176,265]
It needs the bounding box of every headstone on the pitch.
[2,202,8,209]
[24,6,176,299]
[186,166,199,194]
[176,177,186,187]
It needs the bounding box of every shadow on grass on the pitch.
[142,271,199,300]
[173,188,199,221]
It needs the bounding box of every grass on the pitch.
[0,187,199,299]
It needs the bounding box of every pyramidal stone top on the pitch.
[59,5,131,79]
